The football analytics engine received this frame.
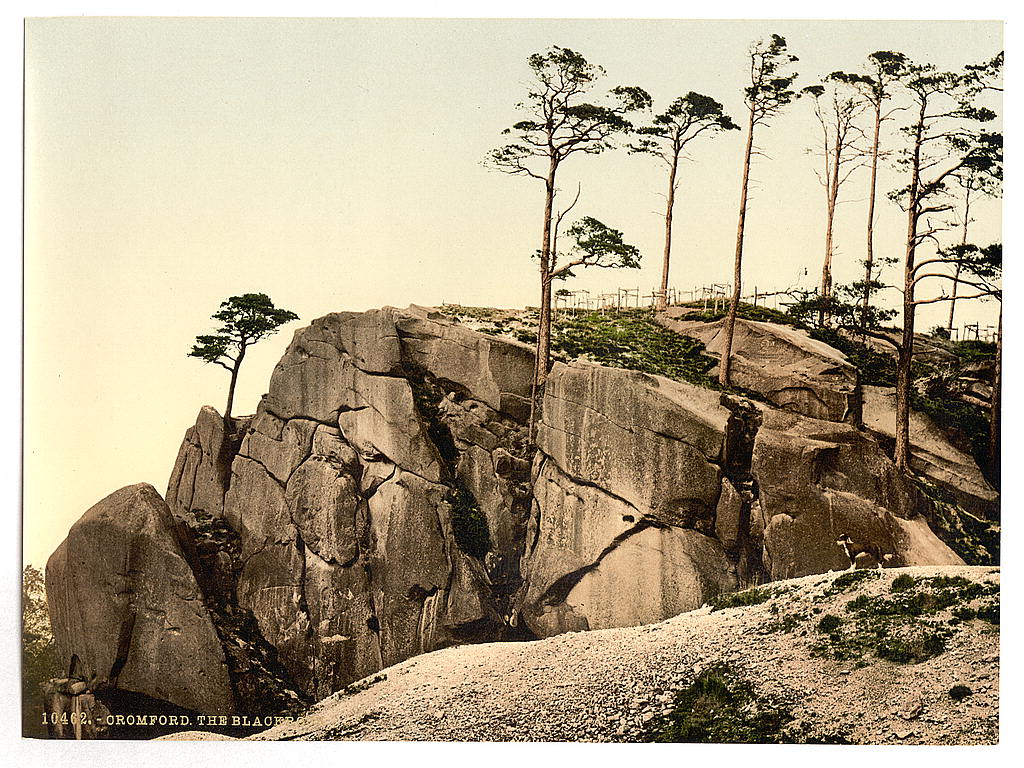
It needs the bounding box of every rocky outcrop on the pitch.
[657,309,860,423]
[222,306,534,700]
[515,359,961,635]
[45,484,234,714]
[166,406,251,523]
[862,386,998,519]
[48,306,985,721]
[517,363,740,637]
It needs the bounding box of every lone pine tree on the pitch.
[189,293,299,420]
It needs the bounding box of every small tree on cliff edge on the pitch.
[487,45,650,428]
[719,34,799,387]
[189,293,299,420]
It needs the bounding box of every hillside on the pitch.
[164,565,999,744]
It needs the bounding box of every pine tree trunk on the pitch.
[894,311,914,472]
[947,184,972,333]
[894,111,925,472]
[820,122,841,327]
[225,345,245,421]
[658,154,679,312]
[720,108,756,387]
[530,161,558,435]
[861,104,882,328]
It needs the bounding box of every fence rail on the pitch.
[551,283,995,342]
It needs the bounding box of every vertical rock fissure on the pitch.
[175,508,310,716]
[718,394,767,584]
[401,363,494,559]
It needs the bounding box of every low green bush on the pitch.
[710,587,771,612]
[641,664,794,744]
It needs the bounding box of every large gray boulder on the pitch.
[516,363,744,637]
[517,360,964,636]
[753,409,963,578]
[658,309,861,423]
[45,484,234,714]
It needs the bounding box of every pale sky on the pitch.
[23,17,1003,568]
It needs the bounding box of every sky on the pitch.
[22,16,1004,569]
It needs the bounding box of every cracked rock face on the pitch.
[658,310,861,423]
[45,483,234,714]
[223,306,534,699]
[517,361,963,636]
[518,363,742,637]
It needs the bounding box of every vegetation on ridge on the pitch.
[811,573,998,665]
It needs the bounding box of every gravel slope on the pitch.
[164,566,999,744]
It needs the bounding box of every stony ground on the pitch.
[164,566,999,744]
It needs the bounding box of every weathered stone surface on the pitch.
[556,525,736,631]
[166,406,250,523]
[518,363,740,637]
[55,307,984,712]
[715,478,745,552]
[862,385,998,518]
[45,484,234,714]
[521,453,736,637]
[396,305,534,421]
[752,409,963,578]
[335,368,442,482]
[658,310,861,423]
[538,362,727,525]
[221,306,535,697]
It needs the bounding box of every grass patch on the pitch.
[812,574,997,665]
[677,301,800,328]
[438,305,744,393]
[449,480,492,559]
[817,614,842,633]
[640,663,794,743]
[549,310,719,388]
[912,391,992,476]
[949,340,996,362]
[976,602,999,625]
[710,587,771,612]
[808,328,899,387]
[825,569,880,595]
[949,685,973,701]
